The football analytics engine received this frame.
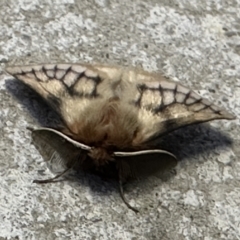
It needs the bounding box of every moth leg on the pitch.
[118,160,139,213]
[33,153,86,184]
[33,167,71,184]
[119,178,139,213]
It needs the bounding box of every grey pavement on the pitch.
[0,0,239,239]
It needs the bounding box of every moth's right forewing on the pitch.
[30,128,91,173]
[126,70,236,144]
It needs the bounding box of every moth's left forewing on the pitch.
[6,64,116,131]
[127,70,236,145]
[5,63,107,106]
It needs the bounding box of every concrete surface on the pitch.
[0,0,239,239]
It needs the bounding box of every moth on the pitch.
[6,63,235,212]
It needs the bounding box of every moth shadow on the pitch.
[157,124,233,162]
[5,79,64,127]
[65,164,177,202]
[67,171,120,198]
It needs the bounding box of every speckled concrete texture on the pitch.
[0,0,239,239]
